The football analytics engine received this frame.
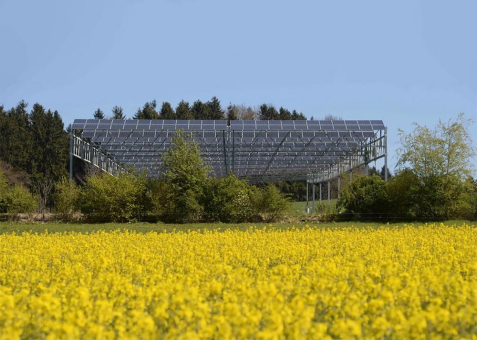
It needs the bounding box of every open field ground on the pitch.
[291,200,338,213]
[0,219,471,234]
[0,222,476,338]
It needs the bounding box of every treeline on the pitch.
[0,101,68,211]
[92,97,307,121]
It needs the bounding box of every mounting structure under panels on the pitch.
[70,119,387,213]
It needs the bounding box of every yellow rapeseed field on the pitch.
[0,224,476,339]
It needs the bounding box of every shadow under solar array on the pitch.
[70,119,387,183]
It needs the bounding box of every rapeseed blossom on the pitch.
[0,224,476,339]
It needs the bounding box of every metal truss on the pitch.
[70,119,387,184]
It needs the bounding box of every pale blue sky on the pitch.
[1,0,476,170]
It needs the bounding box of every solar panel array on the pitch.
[71,119,386,181]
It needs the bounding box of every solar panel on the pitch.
[71,119,387,182]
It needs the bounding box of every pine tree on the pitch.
[30,104,68,210]
[190,100,210,120]
[259,104,279,120]
[279,107,292,120]
[133,100,159,119]
[159,102,176,119]
[112,106,125,119]
[94,108,105,119]
[0,101,33,171]
[175,100,193,120]
[206,96,225,120]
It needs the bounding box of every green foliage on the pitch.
[190,100,209,120]
[337,175,389,220]
[279,107,292,120]
[0,169,9,212]
[175,100,193,120]
[256,185,291,222]
[29,104,68,210]
[134,100,159,119]
[0,101,33,171]
[314,202,338,222]
[0,101,68,212]
[397,113,475,180]
[81,173,147,222]
[112,106,125,119]
[159,102,176,119]
[53,178,81,218]
[93,108,105,119]
[5,185,38,214]
[206,96,225,120]
[160,131,209,223]
[259,104,280,120]
[204,175,255,222]
[387,169,420,219]
[394,113,476,221]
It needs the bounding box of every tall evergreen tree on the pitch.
[30,104,68,210]
[175,100,193,120]
[279,107,292,120]
[93,108,105,119]
[159,102,176,119]
[0,101,33,171]
[133,100,159,119]
[259,104,279,120]
[190,100,210,120]
[112,106,125,119]
[206,96,225,120]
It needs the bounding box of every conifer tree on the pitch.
[94,108,105,119]
[160,102,176,119]
[206,96,225,120]
[190,100,210,120]
[112,106,125,119]
[279,107,292,120]
[133,100,159,119]
[175,100,193,119]
[30,104,68,210]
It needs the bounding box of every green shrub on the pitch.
[5,185,38,214]
[387,169,421,220]
[257,185,291,222]
[314,202,338,222]
[80,172,147,222]
[204,175,255,222]
[159,131,210,223]
[53,177,81,219]
[337,175,389,220]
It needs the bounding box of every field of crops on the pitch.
[0,224,476,339]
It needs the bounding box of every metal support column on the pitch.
[384,127,388,182]
[319,183,322,202]
[69,129,73,180]
[89,143,94,175]
[312,183,315,214]
[231,130,235,175]
[306,182,309,213]
[327,181,331,207]
[338,175,341,199]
